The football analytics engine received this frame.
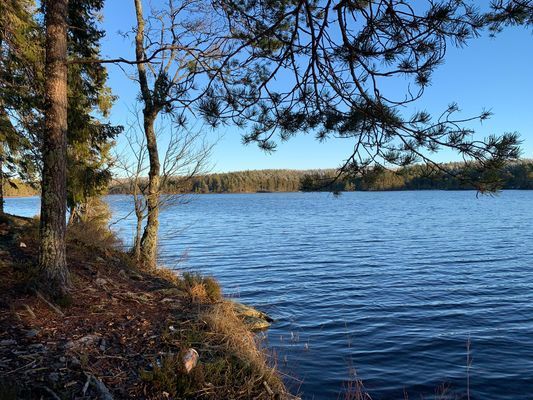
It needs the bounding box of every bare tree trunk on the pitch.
[139,114,160,268]
[0,157,4,215]
[132,188,144,262]
[39,0,69,296]
[133,211,142,261]
[134,0,161,269]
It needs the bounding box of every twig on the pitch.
[24,304,36,319]
[4,359,36,375]
[35,291,65,317]
[263,381,274,396]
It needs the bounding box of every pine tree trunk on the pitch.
[139,114,160,268]
[39,0,69,296]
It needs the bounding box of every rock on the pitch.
[183,348,199,373]
[19,242,27,248]
[90,375,114,400]
[231,301,273,331]
[242,316,271,331]
[49,372,60,382]
[26,329,40,338]
[232,302,273,322]
[66,334,100,350]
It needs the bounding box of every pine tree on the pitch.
[39,0,70,295]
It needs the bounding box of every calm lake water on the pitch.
[6,191,533,399]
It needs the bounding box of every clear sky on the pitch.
[100,1,533,173]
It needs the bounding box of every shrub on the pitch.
[67,198,119,252]
[181,272,222,303]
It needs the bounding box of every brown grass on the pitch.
[180,271,222,303]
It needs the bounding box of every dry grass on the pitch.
[180,271,222,303]
[67,216,120,252]
[146,300,293,400]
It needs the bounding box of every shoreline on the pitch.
[5,187,533,200]
[0,213,294,399]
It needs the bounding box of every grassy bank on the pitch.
[0,214,293,399]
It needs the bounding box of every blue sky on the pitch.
[100,1,533,173]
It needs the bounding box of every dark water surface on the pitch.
[6,191,533,399]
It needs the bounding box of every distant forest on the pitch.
[2,180,38,197]
[108,160,533,194]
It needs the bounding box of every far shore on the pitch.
[5,187,533,201]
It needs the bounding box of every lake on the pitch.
[6,191,533,399]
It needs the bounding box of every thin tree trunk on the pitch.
[133,212,142,261]
[134,0,161,269]
[139,114,160,268]
[133,190,143,262]
[0,157,4,215]
[39,0,69,296]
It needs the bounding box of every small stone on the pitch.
[70,356,81,366]
[49,372,59,382]
[26,329,39,338]
[160,298,177,303]
[59,356,66,363]
[96,256,105,263]
[65,334,100,350]
[183,348,199,373]
[19,242,27,248]
[95,278,107,286]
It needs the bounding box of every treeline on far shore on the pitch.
[2,180,39,197]
[5,161,533,197]
[108,160,533,195]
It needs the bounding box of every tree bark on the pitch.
[0,157,4,215]
[134,0,161,269]
[132,190,143,262]
[39,0,70,296]
[139,113,160,268]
